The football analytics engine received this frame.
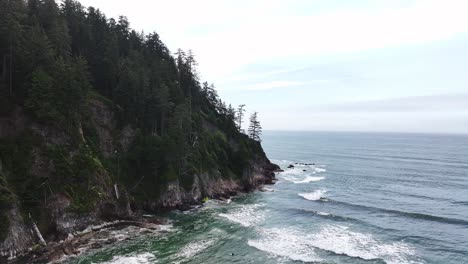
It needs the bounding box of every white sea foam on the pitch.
[298,190,327,201]
[310,225,420,264]
[247,228,321,263]
[158,224,174,232]
[262,187,275,192]
[278,166,325,183]
[314,167,326,173]
[248,225,420,264]
[316,211,330,216]
[219,204,265,227]
[291,176,325,184]
[97,252,156,264]
[174,239,216,261]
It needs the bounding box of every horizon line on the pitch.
[261,130,468,136]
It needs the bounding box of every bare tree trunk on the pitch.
[29,213,47,246]
[160,112,165,136]
[9,36,13,97]
[114,184,119,199]
[2,55,6,83]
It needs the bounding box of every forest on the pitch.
[0,0,267,243]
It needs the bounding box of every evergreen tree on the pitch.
[227,104,236,122]
[248,112,262,142]
[0,0,267,213]
[236,104,246,133]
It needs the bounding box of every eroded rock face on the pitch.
[87,99,136,158]
[0,107,29,138]
[0,100,279,261]
[46,194,96,241]
[0,207,35,260]
[152,157,278,212]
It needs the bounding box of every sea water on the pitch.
[68,131,468,264]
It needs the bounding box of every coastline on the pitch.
[8,163,281,263]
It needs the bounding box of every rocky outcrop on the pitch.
[0,207,35,260]
[135,158,279,212]
[87,99,136,156]
[0,100,279,262]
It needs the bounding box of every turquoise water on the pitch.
[69,131,468,264]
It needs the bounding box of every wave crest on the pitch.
[298,190,327,201]
[173,239,216,262]
[98,252,156,264]
[248,225,421,264]
[219,204,265,227]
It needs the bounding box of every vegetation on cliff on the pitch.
[0,0,274,252]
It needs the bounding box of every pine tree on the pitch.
[227,104,236,122]
[157,83,174,136]
[248,112,262,142]
[236,104,246,133]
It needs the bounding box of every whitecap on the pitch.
[174,239,216,261]
[97,252,156,264]
[157,224,174,232]
[310,225,420,264]
[316,211,330,216]
[291,176,325,184]
[247,228,321,263]
[314,167,326,173]
[248,225,421,264]
[219,204,265,227]
[298,190,327,201]
[278,165,325,184]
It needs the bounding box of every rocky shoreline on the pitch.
[4,163,281,264]
[12,217,167,264]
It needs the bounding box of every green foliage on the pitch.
[0,0,267,215]
[0,213,10,241]
[248,112,262,142]
[0,164,14,211]
[0,162,13,241]
[0,130,43,213]
[47,144,105,214]
[26,67,56,119]
[123,134,181,198]
[25,56,91,134]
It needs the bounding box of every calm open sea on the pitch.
[69,131,468,264]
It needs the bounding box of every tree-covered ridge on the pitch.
[1,0,261,136]
[0,0,266,222]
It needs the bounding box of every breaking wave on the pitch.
[219,204,265,227]
[248,225,421,264]
[298,190,327,201]
[97,252,156,264]
[173,239,216,262]
[247,228,321,263]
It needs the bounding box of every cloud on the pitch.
[309,94,468,113]
[218,66,309,85]
[73,0,468,133]
[186,0,468,81]
[241,81,304,91]
[77,0,468,83]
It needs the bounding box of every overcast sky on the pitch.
[78,0,468,134]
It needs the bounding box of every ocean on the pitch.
[68,131,468,264]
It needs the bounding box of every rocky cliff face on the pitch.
[0,98,279,261]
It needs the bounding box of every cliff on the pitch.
[0,98,279,262]
[0,1,280,261]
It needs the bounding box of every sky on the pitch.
[77,0,468,134]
